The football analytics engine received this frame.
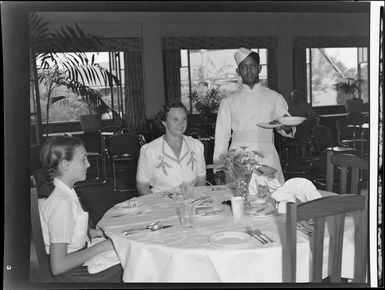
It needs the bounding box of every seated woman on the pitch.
[36,135,123,282]
[136,102,207,195]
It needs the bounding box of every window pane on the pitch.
[35,51,122,123]
[181,49,188,67]
[308,47,368,107]
[181,48,268,114]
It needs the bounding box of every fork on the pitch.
[245,227,267,245]
[296,223,313,236]
[254,229,275,244]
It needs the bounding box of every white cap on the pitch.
[234,47,253,66]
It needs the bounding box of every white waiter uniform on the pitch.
[213,82,294,184]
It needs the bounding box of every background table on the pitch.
[97,186,356,282]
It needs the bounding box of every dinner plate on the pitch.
[277,116,306,126]
[257,122,281,129]
[245,203,277,218]
[113,200,144,211]
[209,231,251,247]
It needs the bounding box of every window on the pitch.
[180,48,268,113]
[306,47,368,106]
[35,51,124,124]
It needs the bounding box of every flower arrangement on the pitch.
[217,147,265,180]
[217,147,278,197]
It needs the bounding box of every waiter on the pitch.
[213,47,295,184]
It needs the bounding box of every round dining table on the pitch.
[97,185,356,283]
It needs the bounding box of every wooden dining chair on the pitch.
[284,194,368,283]
[110,133,143,191]
[326,153,368,195]
[30,187,53,282]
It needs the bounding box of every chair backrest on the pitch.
[326,153,368,194]
[110,133,141,156]
[312,125,335,152]
[284,194,367,283]
[336,117,355,142]
[30,187,53,282]
[81,131,102,154]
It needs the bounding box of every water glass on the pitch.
[231,196,245,218]
[177,202,193,228]
[181,184,194,199]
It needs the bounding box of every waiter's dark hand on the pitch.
[214,170,226,185]
[276,125,293,133]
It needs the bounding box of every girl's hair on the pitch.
[36,135,84,198]
[159,101,187,121]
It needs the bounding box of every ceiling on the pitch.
[23,1,371,13]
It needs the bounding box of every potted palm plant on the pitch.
[29,12,120,135]
[334,78,363,113]
[189,87,221,123]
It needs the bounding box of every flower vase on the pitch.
[234,176,250,199]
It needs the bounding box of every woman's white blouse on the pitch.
[39,178,89,254]
[136,135,206,193]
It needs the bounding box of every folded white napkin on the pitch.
[270,178,322,213]
[248,172,283,196]
[84,237,120,274]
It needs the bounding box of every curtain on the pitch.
[124,51,146,131]
[162,36,278,102]
[293,47,307,100]
[162,49,181,103]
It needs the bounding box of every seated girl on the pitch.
[136,102,206,195]
[37,135,123,282]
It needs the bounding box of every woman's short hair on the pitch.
[159,101,187,121]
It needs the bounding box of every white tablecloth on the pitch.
[97,186,356,282]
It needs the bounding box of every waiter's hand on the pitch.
[276,125,293,133]
[214,170,226,185]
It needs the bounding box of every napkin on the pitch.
[248,172,283,196]
[83,237,120,274]
[270,178,322,213]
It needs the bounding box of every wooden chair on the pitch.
[310,125,358,188]
[77,131,107,185]
[30,187,53,282]
[326,153,368,194]
[110,133,143,191]
[284,194,368,283]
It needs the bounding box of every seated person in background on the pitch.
[136,102,207,195]
[288,89,318,139]
[288,89,317,122]
[37,135,123,282]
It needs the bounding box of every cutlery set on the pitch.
[245,227,275,245]
[296,222,313,236]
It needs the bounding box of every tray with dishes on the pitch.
[257,116,306,129]
[245,202,277,218]
[257,120,282,129]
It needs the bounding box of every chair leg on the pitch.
[112,161,117,191]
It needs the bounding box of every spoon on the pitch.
[122,222,172,235]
